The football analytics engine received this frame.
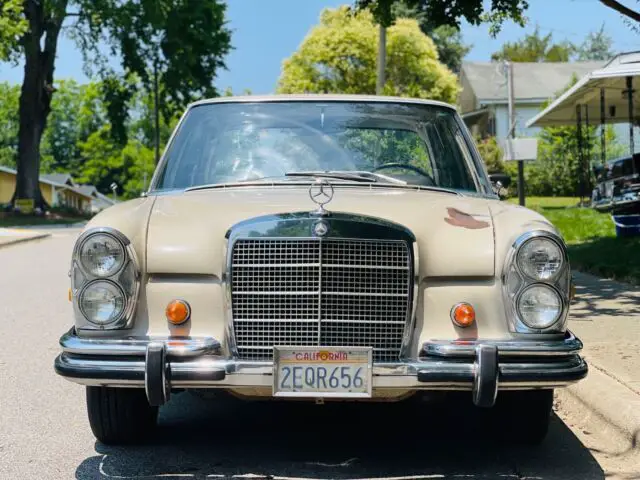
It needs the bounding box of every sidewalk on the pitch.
[0,227,51,247]
[562,271,640,440]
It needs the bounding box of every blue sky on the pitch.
[0,0,638,93]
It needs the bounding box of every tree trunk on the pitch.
[12,0,66,211]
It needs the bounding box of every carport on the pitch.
[526,52,640,204]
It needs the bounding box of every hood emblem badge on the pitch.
[309,178,334,216]
[313,220,330,237]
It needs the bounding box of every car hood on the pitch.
[144,186,498,278]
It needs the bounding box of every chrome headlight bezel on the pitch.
[502,230,570,333]
[71,227,141,330]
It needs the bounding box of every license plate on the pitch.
[273,346,372,398]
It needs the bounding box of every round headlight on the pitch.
[79,280,126,325]
[516,237,564,281]
[79,233,126,277]
[517,284,562,329]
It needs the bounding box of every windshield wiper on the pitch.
[285,170,407,185]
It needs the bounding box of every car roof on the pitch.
[189,94,457,111]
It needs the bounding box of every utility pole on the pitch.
[506,61,525,206]
[376,24,386,95]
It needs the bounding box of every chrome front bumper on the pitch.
[54,328,588,408]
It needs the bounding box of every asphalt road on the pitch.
[0,231,634,479]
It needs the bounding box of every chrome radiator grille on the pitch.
[230,238,412,362]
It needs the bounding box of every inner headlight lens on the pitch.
[517,237,563,281]
[517,284,562,329]
[79,233,125,277]
[79,280,126,325]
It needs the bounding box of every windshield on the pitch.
[153,101,486,193]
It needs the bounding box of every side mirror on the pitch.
[489,173,511,189]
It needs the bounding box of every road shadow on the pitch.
[75,390,604,480]
[569,270,640,321]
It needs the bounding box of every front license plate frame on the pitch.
[272,346,373,398]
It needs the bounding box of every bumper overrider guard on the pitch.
[54,328,588,408]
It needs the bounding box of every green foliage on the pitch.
[0,82,20,167]
[391,2,470,72]
[41,80,106,173]
[69,0,232,121]
[491,26,573,62]
[475,136,504,173]
[0,0,27,62]
[0,76,175,199]
[355,0,529,31]
[277,7,459,103]
[574,24,615,61]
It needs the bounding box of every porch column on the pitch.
[600,87,606,166]
[576,104,585,204]
[626,76,636,175]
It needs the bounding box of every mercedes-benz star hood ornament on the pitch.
[309,178,334,215]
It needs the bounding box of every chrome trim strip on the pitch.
[59,329,221,357]
[54,352,588,389]
[422,331,583,357]
[400,238,418,360]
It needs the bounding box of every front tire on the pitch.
[86,387,158,445]
[495,389,554,445]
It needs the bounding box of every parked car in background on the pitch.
[592,153,640,214]
[54,95,587,446]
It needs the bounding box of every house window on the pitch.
[488,114,496,137]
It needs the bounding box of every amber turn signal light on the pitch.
[166,300,191,325]
[451,303,475,328]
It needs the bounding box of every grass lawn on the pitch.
[509,196,640,284]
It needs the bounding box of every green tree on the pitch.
[0,82,20,168]
[391,2,470,72]
[491,26,574,62]
[354,0,528,89]
[575,25,615,61]
[0,0,27,62]
[40,80,106,174]
[277,7,459,103]
[4,0,231,209]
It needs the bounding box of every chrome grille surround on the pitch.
[225,213,416,363]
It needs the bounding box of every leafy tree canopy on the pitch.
[492,25,616,63]
[491,26,574,62]
[277,7,459,103]
[0,0,27,62]
[354,0,529,32]
[574,24,616,61]
[391,2,471,72]
[3,0,231,208]
[0,82,20,168]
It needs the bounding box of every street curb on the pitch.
[560,363,640,442]
[0,232,51,249]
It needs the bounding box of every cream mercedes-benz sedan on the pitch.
[55,95,587,445]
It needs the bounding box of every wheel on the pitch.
[494,389,554,445]
[86,386,158,445]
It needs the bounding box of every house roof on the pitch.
[41,173,74,186]
[527,51,640,127]
[0,166,94,200]
[461,61,604,104]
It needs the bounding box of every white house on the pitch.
[459,61,604,140]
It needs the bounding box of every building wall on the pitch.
[41,183,53,205]
[0,171,14,204]
[494,103,543,140]
[458,71,478,115]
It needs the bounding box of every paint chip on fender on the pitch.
[444,207,490,229]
